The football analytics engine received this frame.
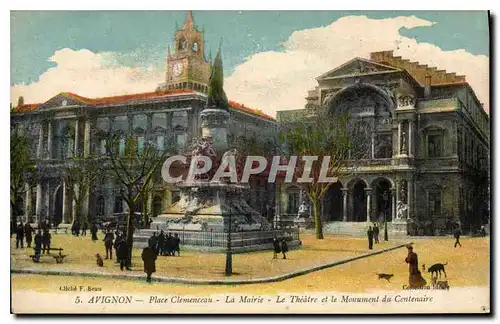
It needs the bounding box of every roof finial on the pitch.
[184,10,195,30]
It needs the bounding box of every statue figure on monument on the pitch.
[396,200,408,220]
[297,201,310,219]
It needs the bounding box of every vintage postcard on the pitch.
[10,10,490,314]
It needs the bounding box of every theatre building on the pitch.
[277,51,490,235]
[10,12,276,226]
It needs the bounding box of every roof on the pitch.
[12,89,275,120]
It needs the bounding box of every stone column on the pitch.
[391,188,396,222]
[371,133,375,159]
[409,120,414,157]
[84,119,91,157]
[62,181,69,223]
[408,178,413,220]
[365,188,372,223]
[394,181,400,223]
[74,119,79,157]
[47,121,53,159]
[44,182,50,222]
[37,123,44,159]
[72,184,79,223]
[36,182,42,224]
[397,121,402,156]
[25,183,32,223]
[341,188,348,222]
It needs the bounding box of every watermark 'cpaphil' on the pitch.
[161,155,338,184]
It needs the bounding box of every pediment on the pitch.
[317,58,400,80]
[37,93,88,110]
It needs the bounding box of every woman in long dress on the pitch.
[405,245,427,288]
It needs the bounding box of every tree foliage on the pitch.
[278,110,371,239]
[10,133,35,224]
[105,135,167,263]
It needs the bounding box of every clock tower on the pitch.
[157,11,211,93]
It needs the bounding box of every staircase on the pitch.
[322,222,408,238]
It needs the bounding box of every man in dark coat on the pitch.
[114,234,123,263]
[373,223,380,244]
[166,233,174,256]
[367,226,374,250]
[157,230,165,256]
[82,222,88,236]
[141,243,157,283]
[42,229,51,254]
[281,238,289,260]
[33,230,43,262]
[272,238,281,259]
[174,233,181,256]
[91,223,98,241]
[25,222,34,248]
[405,245,426,288]
[117,240,131,271]
[148,232,158,253]
[103,230,114,259]
[15,222,25,249]
[454,227,462,247]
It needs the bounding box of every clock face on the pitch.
[192,42,199,52]
[173,63,183,77]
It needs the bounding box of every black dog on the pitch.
[428,262,447,278]
[377,273,394,282]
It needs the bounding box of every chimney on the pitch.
[424,75,432,98]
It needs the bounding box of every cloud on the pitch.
[11,15,489,117]
[224,15,489,116]
[10,48,164,104]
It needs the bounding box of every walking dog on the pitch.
[428,262,447,278]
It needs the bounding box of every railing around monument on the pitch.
[138,212,300,249]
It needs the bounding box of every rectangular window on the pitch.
[137,136,144,153]
[100,139,107,155]
[119,138,126,156]
[176,133,186,150]
[428,192,442,215]
[287,191,300,215]
[172,111,188,129]
[156,135,165,151]
[428,134,443,157]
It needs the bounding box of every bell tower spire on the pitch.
[184,11,195,30]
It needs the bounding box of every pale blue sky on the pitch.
[11,11,489,86]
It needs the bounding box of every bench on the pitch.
[31,247,67,264]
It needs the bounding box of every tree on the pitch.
[10,133,35,226]
[278,110,370,239]
[61,155,100,226]
[106,135,167,265]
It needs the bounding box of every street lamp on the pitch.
[225,210,233,276]
[383,190,389,241]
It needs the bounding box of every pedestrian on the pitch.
[141,243,157,283]
[167,233,175,256]
[42,229,51,254]
[75,221,80,237]
[373,223,380,244]
[272,237,281,259]
[454,227,462,248]
[174,233,181,256]
[281,238,289,259]
[25,222,34,248]
[33,230,43,262]
[405,245,426,288]
[103,230,114,259]
[82,221,88,236]
[114,234,122,263]
[15,222,25,249]
[148,232,158,253]
[91,223,98,242]
[367,226,374,250]
[117,240,131,271]
[157,230,165,256]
